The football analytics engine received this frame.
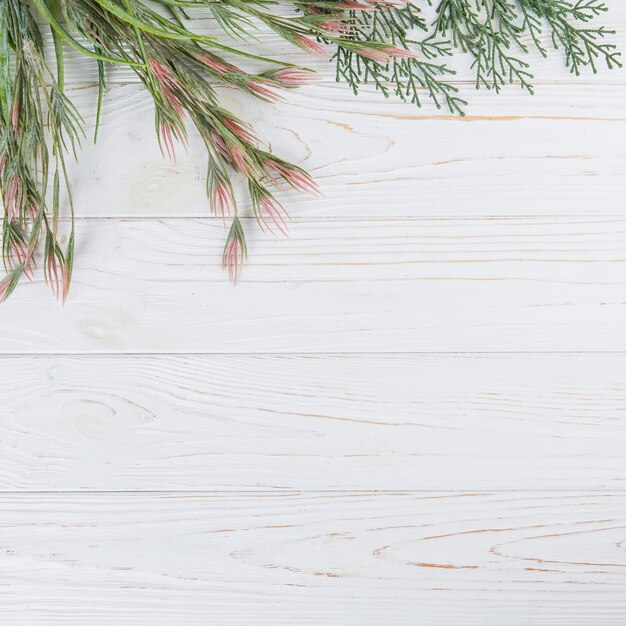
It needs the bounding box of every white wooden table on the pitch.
[3,6,626,624]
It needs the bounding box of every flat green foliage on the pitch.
[334,0,621,114]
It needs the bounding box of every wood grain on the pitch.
[60,81,626,218]
[1,491,625,625]
[1,353,625,491]
[3,217,626,352]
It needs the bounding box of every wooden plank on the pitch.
[2,353,626,491]
[1,491,625,625]
[61,82,626,218]
[3,217,626,353]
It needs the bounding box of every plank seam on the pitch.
[0,489,620,495]
[1,351,625,357]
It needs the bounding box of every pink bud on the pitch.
[0,274,13,302]
[272,68,317,88]
[383,47,418,59]
[211,181,234,221]
[61,261,71,304]
[258,195,288,236]
[149,58,185,117]
[159,122,186,163]
[222,234,245,284]
[295,35,327,57]
[356,48,390,63]
[222,117,255,143]
[247,78,283,102]
[265,161,321,196]
[47,251,61,300]
[5,174,23,221]
[197,53,239,75]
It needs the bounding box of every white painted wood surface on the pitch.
[4,354,626,491]
[3,4,626,624]
[2,492,626,625]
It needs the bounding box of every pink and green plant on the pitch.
[0,0,620,300]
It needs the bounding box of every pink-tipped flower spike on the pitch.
[356,47,391,63]
[8,240,33,280]
[221,116,256,144]
[210,179,234,223]
[209,130,230,161]
[0,276,11,302]
[383,47,418,59]
[222,216,247,284]
[22,251,34,282]
[230,145,255,178]
[223,236,243,283]
[246,77,283,103]
[320,20,354,36]
[59,233,75,305]
[5,173,23,221]
[252,187,289,236]
[259,196,288,236]
[295,35,327,57]
[197,53,240,75]
[209,130,255,178]
[61,260,71,304]
[160,122,176,162]
[265,160,321,197]
[0,271,18,303]
[149,58,185,118]
[271,68,317,88]
[207,152,236,223]
[159,119,187,163]
[208,125,255,178]
[46,248,61,300]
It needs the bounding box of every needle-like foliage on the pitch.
[0,0,620,301]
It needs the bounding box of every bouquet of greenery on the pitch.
[0,0,620,300]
